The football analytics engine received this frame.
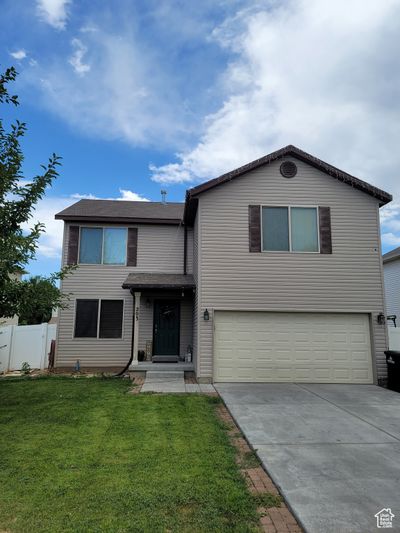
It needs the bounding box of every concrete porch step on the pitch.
[136,362,194,371]
[152,356,179,363]
[145,371,184,382]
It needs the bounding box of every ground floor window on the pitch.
[74,299,123,338]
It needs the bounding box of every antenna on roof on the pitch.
[161,190,167,204]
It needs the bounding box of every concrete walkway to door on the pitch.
[140,371,216,393]
[215,383,400,533]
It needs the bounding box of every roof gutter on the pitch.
[55,215,183,225]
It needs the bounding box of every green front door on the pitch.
[153,300,180,356]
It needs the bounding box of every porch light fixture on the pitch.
[377,313,386,325]
[203,309,210,321]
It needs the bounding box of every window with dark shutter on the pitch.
[127,228,138,266]
[67,226,80,265]
[74,299,99,337]
[99,300,124,338]
[319,206,332,254]
[249,205,261,252]
[259,206,323,253]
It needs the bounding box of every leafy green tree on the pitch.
[0,67,72,319]
[18,276,63,325]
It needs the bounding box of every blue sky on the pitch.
[2,0,400,276]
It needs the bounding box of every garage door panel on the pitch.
[352,351,369,363]
[214,312,373,384]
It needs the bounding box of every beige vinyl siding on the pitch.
[180,297,193,356]
[192,214,200,373]
[137,296,153,354]
[384,259,400,323]
[137,224,188,273]
[196,157,388,381]
[56,222,193,367]
[186,228,193,274]
[137,294,193,358]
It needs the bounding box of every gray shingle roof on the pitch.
[55,199,184,224]
[383,247,400,264]
[122,273,195,290]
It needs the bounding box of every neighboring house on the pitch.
[383,246,400,325]
[55,145,392,384]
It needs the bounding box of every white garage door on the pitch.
[214,312,373,383]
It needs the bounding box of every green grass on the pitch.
[0,377,260,532]
[253,493,283,510]
[240,451,261,469]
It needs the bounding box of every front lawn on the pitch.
[0,377,259,532]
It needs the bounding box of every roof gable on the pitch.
[184,145,392,224]
[383,246,400,264]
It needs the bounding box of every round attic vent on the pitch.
[280,160,297,178]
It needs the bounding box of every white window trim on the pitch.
[73,298,125,340]
[260,205,320,253]
[77,226,129,266]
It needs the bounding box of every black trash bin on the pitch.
[385,351,400,392]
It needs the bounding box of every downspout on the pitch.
[183,224,187,275]
[115,289,135,376]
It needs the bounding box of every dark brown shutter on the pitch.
[249,205,261,252]
[319,207,332,254]
[127,228,138,266]
[67,225,79,265]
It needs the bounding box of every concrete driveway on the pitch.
[215,383,400,533]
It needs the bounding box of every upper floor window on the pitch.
[262,206,319,252]
[79,227,128,265]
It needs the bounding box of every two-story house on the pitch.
[55,145,392,384]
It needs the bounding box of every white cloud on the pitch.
[380,202,400,250]
[24,189,150,261]
[151,0,400,199]
[36,0,71,30]
[80,25,98,34]
[71,189,149,202]
[149,163,193,185]
[10,49,27,60]
[30,18,189,147]
[70,193,98,200]
[381,202,400,225]
[382,233,400,247]
[68,38,90,75]
[117,189,150,202]
[22,197,72,259]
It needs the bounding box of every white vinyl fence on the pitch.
[388,327,400,352]
[0,323,57,373]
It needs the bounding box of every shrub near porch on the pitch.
[0,377,260,532]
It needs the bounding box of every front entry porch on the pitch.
[122,273,195,370]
